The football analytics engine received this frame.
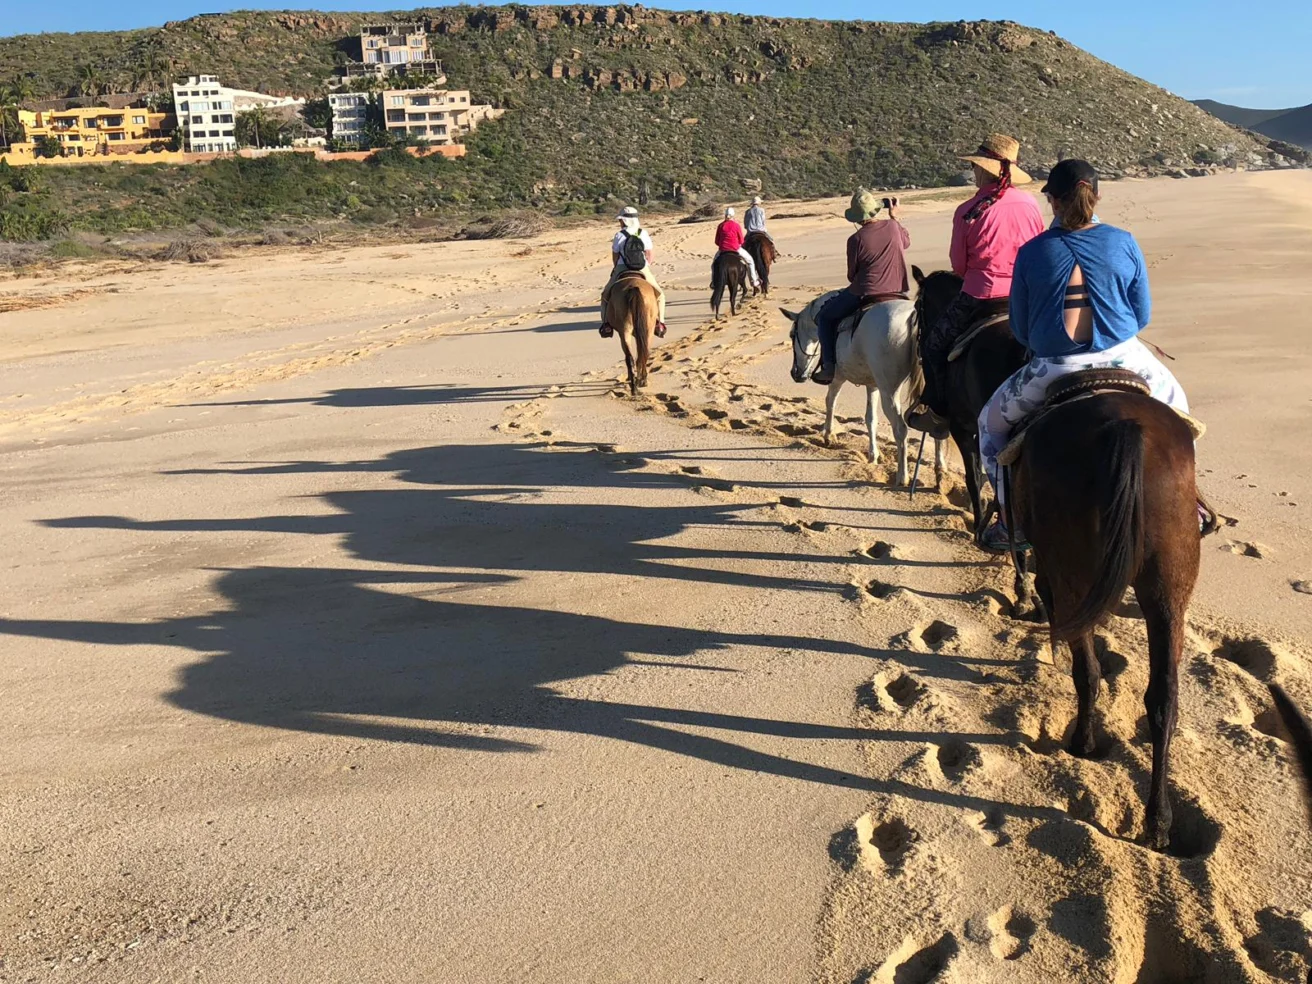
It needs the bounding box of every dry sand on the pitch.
[2,170,1311,983]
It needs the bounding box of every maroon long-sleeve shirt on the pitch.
[847,219,910,296]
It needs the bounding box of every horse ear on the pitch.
[912,265,926,285]
[779,308,799,321]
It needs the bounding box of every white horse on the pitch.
[781,292,946,488]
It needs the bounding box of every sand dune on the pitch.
[1,170,1311,983]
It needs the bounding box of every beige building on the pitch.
[350,24,443,78]
[381,88,503,145]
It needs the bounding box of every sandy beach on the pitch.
[2,169,1312,983]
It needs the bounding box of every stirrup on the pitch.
[979,520,1030,555]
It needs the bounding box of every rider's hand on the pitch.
[888,197,901,220]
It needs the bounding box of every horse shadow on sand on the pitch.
[0,440,1093,825]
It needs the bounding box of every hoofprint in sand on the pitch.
[1,171,1311,983]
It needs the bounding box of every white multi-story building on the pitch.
[171,75,305,153]
[328,91,370,146]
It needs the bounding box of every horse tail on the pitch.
[1051,418,1144,641]
[629,281,654,371]
[1270,683,1312,823]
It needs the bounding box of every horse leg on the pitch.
[1137,581,1184,849]
[933,437,948,491]
[1068,632,1103,758]
[619,330,637,396]
[883,388,909,483]
[822,378,843,446]
[867,385,881,465]
[958,441,985,532]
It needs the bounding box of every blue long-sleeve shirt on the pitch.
[1009,223,1151,358]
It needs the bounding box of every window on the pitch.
[193,101,210,112]
[179,101,189,112]
[435,126,447,135]
[429,112,444,121]
[219,114,233,123]
[460,96,467,103]
[209,130,220,137]
[108,132,124,141]
[409,125,427,134]
[133,115,146,124]
[389,96,403,106]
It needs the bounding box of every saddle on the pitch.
[836,292,910,334]
[616,269,646,283]
[948,300,1011,363]
[996,368,1207,467]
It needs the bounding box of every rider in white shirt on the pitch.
[600,206,667,337]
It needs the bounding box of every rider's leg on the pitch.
[1117,338,1190,413]
[814,290,861,380]
[600,264,623,336]
[976,360,1051,551]
[737,247,760,287]
[922,292,981,414]
[639,268,668,335]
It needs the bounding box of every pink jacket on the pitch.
[949,185,1045,299]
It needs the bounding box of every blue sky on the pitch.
[4,0,1309,109]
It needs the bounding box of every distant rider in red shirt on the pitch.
[713,207,760,292]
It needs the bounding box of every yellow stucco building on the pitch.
[18,107,174,157]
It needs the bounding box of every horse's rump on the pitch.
[1015,392,1196,639]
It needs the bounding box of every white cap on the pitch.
[751,195,762,205]
[617,205,639,220]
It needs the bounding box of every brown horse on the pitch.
[606,272,658,395]
[743,232,777,297]
[1010,391,1200,850]
[711,251,749,320]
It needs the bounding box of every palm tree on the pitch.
[75,63,103,99]
[131,46,168,93]
[0,77,32,149]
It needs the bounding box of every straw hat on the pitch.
[960,133,1032,185]
[843,188,884,224]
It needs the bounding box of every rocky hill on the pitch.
[0,6,1303,241]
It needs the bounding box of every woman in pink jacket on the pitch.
[906,133,1045,434]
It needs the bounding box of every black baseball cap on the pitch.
[1041,158,1099,198]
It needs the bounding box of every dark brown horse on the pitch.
[912,266,1027,536]
[1011,391,1200,850]
[743,232,777,297]
[711,251,749,320]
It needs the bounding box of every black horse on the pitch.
[911,266,1027,536]
[711,251,750,320]
[743,232,777,297]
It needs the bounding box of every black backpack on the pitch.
[620,230,648,271]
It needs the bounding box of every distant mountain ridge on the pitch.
[1193,99,1312,150]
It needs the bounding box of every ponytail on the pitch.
[1059,181,1099,230]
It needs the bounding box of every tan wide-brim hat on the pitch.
[960,133,1033,185]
